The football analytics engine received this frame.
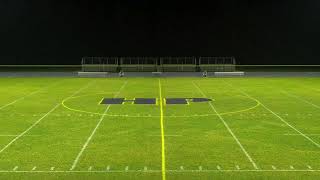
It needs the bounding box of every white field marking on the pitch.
[0,80,63,110]
[0,80,95,154]
[290,165,295,170]
[192,81,259,170]
[272,165,277,170]
[284,133,320,136]
[50,167,55,171]
[217,165,221,170]
[148,134,182,137]
[282,90,320,110]
[32,166,37,171]
[13,166,18,171]
[107,165,110,171]
[144,166,148,171]
[223,80,320,149]
[88,166,92,171]
[1,169,320,173]
[0,135,39,137]
[180,166,184,170]
[125,166,129,171]
[198,166,202,171]
[70,81,128,171]
[236,165,240,170]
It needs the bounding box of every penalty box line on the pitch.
[192,81,259,170]
[0,80,96,154]
[222,80,320,149]
[70,81,128,171]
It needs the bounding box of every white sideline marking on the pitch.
[88,166,92,171]
[199,166,202,171]
[193,82,259,170]
[272,165,277,170]
[223,80,320,149]
[0,80,95,154]
[0,80,62,110]
[217,165,221,170]
[107,166,110,171]
[0,104,60,154]
[125,166,129,171]
[70,81,127,171]
[1,169,320,173]
[284,133,320,136]
[50,167,55,171]
[13,166,18,171]
[0,135,39,137]
[282,91,320,110]
[32,166,37,171]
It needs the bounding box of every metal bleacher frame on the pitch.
[120,57,158,72]
[199,57,236,72]
[160,57,197,72]
[81,57,119,72]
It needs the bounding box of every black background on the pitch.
[1,0,320,65]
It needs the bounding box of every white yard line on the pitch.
[0,80,95,154]
[70,81,128,171]
[0,80,63,110]
[223,80,320,149]
[0,169,319,173]
[192,81,259,170]
[281,90,320,110]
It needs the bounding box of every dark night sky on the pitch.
[0,0,320,65]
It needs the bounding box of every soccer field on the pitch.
[0,77,320,180]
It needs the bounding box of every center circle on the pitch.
[62,93,260,118]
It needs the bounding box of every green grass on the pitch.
[0,77,320,180]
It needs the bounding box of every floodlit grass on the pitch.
[0,77,320,179]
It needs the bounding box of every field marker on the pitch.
[272,165,277,170]
[307,165,312,170]
[290,165,295,170]
[223,80,320,149]
[32,166,37,171]
[13,166,18,171]
[199,166,202,171]
[144,166,148,171]
[107,165,110,171]
[282,91,320,110]
[236,165,240,170]
[70,81,127,171]
[158,79,167,180]
[88,166,92,171]
[217,165,221,170]
[193,81,259,170]
[50,167,55,171]
[180,166,184,170]
[125,166,129,171]
[0,80,63,111]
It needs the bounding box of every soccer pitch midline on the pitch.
[0,77,320,180]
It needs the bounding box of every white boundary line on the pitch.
[0,80,63,110]
[0,80,96,154]
[0,169,318,173]
[192,82,259,170]
[223,80,320,149]
[70,81,128,171]
[281,90,320,110]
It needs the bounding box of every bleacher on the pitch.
[81,57,118,72]
[199,57,236,72]
[120,57,158,72]
[160,57,197,72]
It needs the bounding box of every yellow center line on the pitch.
[158,79,166,180]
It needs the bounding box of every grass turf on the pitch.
[0,77,319,179]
